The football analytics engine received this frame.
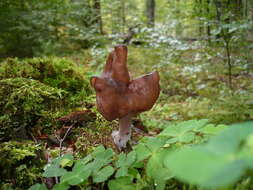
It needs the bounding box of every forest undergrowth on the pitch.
[1,41,253,190]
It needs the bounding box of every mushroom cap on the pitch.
[91,45,160,121]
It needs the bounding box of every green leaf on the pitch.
[145,137,166,153]
[199,124,228,135]
[125,151,136,166]
[115,153,126,168]
[147,149,172,184]
[91,145,106,157]
[159,119,209,137]
[61,170,91,185]
[165,137,178,145]
[164,147,246,188]
[164,123,253,188]
[133,144,151,162]
[94,148,114,164]
[206,123,253,155]
[108,177,136,190]
[52,183,69,190]
[178,132,195,143]
[46,154,74,169]
[82,154,93,164]
[43,165,67,177]
[115,166,128,178]
[60,158,73,168]
[61,159,92,185]
[93,165,115,183]
[28,184,48,190]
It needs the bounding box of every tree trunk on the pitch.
[206,0,211,38]
[146,0,155,27]
[199,0,204,36]
[121,0,126,33]
[93,0,103,34]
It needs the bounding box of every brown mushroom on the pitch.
[90,45,160,150]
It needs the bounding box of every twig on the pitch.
[54,123,75,156]
[53,123,75,184]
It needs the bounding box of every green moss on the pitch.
[0,141,44,190]
[0,57,92,96]
[0,78,66,141]
[0,57,94,141]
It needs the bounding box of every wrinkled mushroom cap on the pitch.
[91,45,160,121]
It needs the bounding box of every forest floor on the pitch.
[1,41,253,190]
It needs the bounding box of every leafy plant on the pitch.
[164,121,253,189]
[29,119,232,190]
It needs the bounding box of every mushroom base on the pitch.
[111,114,132,151]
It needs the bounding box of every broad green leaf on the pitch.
[52,183,69,190]
[108,177,136,190]
[125,151,136,166]
[91,145,105,157]
[93,165,115,183]
[178,132,195,143]
[145,137,166,153]
[61,159,92,185]
[206,123,253,155]
[82,154,93,164]
[165,137,178,145]
[147,149,172,182]
[164,147,246,188]
[128,167,139,178]
[89,158,111,173]
[115,166,128,178]
[73,160,87,171]
[60,158,73,168]
[164,123,253,188]
[160,119,209,137]
[133,144,151,162]
[52,154,73,166]
[43,165,67,177]
[115,153,126,168]
[94,148,114,164]
[61,169,91,185]
[199,124,228,135]
[28,184,48,190]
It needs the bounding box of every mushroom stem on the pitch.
[119,114,132,137]
[112,114,132,151]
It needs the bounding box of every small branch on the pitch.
[54,123,75,156]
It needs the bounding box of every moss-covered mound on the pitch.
[0,57,91,96]
[0,141,44,190]
[0,78,65,141]
[0,57,93,141]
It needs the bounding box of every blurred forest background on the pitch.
[1,0,253,190]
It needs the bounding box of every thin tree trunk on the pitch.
[93,0,103,34]
[206,0,211,39]
[121,0,126,33]
[199,0,204,36]
[146,0,155,27]
[225,39,232,90]
[214,0,222,38]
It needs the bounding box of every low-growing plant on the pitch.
[29,119,248,190]
[165,121,253,189]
